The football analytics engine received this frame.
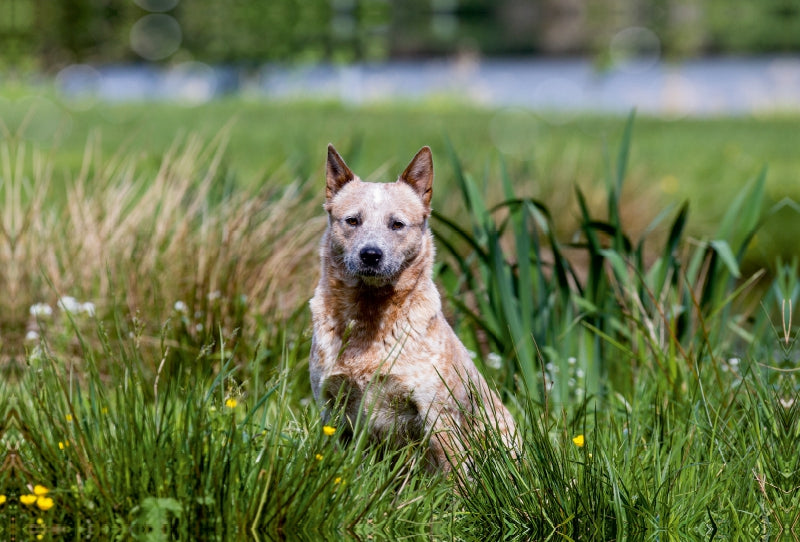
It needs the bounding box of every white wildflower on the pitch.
[81,302,96,317]
[728,357,740,366]
[208,290,221,301]
[466,349,477,359]
[174,301,188,313]
[29,303,53,318]
[195,323,204,332]
[567,356,577,365]
[486,352,503,369]
[25,330,40,341]
[58,296,81,313]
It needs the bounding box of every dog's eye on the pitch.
[390,220,405,231]
[345,217,359,226]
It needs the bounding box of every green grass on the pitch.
[3,86,799,268]
[1,97,798,540]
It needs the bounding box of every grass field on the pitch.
[1,93,798,540]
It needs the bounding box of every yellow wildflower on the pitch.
[225,398,238,409]
[0,495,6,505]
[333,477,342,485]
[572,434,585,448]
[33,485,49,496]
[323,425,336,436]
[65,414,73,422]
[315,454,323,461]
[20,494,37,505]
[36,518,44,525]
[36,496,55,511]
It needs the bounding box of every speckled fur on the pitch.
[309,144,517,471]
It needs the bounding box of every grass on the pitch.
[0,96,798,540]
[3,86,799,270]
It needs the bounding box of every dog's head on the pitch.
[323,144,433,287]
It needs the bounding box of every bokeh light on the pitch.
[164,62,217,105]
[133,0,180,12]
[14,96,72,144]
[489,108,540,156]
[609,27,661,73]
[130,14,182,61]
[55,64,103,111]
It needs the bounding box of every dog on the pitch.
[309,144,517,471]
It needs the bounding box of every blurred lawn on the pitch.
[2,92,798,264]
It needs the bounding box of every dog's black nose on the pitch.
[359,246,383,267]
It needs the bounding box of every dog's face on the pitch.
[324,145,433,287]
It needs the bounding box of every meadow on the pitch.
[0,93,798,540]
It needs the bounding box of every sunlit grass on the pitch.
[0,105,797,539]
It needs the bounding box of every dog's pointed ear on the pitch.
[326,144,355,200]
[399,146,433,209]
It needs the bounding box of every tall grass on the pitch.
[1,114,797,540]
[1,131,323,379]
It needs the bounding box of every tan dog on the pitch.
[309,144,516,470]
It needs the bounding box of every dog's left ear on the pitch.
[399,146,433,209]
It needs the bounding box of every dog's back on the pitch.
[310,145,516,469]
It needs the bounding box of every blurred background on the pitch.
[0,0,798,279]
[2,0,800,114]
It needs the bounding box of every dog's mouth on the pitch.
[346,261,398,286]
[353,265,393,283]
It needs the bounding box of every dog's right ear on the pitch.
[326,144,355,200]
